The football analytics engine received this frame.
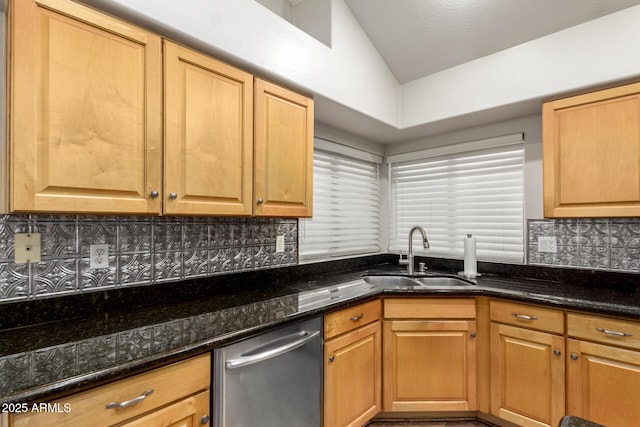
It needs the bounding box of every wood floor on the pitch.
[366,419,497,427]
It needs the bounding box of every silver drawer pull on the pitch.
[105,389,154,409]
[512,313,538,321]
[596,327,632,337]
[350,313,364,321]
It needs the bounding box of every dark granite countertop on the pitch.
[559,415,607,427]
[1,255,639,406]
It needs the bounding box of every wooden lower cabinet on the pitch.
[383,319,477,412]
[9,354,210,427]
[567,339,640,427]
[324,300,382,427]
[490,323,565,427]
[382,298,477,413]
[324,320,382,427]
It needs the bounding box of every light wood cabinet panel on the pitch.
[568,312,640,351]
[254,78,313,217]
[163,41,253,216]
[384,298,476,319]
[325,299,381,340]
[383,319,477,412]
[490,323,565,427]
[543,82,640,217]
[10,354,210,427]
[9,0,162,214]
[490,300,564,335]
[118,390,210,427]
[567,338,640,427]
[324,320,381,427]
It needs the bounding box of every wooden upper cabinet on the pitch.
[543,82,640,217]
[163,41,253,216]
[9,0,163,214]
[254,78,314,217]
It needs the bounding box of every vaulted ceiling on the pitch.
[345,0,640,84]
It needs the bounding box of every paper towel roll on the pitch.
[464,234,477,275]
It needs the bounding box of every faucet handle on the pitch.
[398,251,409,265]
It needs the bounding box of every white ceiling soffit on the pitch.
[345,0,640,84]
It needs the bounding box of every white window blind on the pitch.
[300,144,382,262]
[388,142,524,263]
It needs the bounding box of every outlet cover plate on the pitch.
[90,244,109,269]
[537,236,558,253]
[276,235,285,253]
[15,233,41,264]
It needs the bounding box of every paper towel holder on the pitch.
[459,233,481,279]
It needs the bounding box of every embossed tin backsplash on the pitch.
[0,215,297,302]
[528,218,640,272]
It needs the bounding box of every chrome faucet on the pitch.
[399,225,430,275]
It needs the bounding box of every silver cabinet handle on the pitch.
[329,355,335,363]
[350,313,364,321]
[106,389,153,409]
[169,192,178,200]
[512,313,539,321]
[226,330,320,370]
[257,198,264,204]
[470,332,477,339]
[596,327,632,337]
[149,190,159,199]
[553,349,562,357]
[571,353,579,361]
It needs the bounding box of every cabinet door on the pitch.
[254,78,313,217]
[383,320,477,412]
[542,82,640,217]
[164,41,253,216]
[9,0,162,214]
[119,390,210,427]
[567,339,640,427]
[490,323,565,427]
[324,321,381,427]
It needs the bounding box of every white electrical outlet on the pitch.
[276,235,285,253]
[90,244,109,269]
[15,233,42,264]
[537,236,558,253]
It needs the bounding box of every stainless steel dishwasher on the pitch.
[213,317,322,427]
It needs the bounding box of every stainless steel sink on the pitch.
[414,276,472,286]
[362,276,421,287]
[362,275,473,287]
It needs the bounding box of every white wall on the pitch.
[293,0,332,47]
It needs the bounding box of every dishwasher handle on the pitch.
[225,330,320,370]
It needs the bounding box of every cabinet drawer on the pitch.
[384,298,476,319]
[490,300,564,334]
[568,312,640,350]
[12,353,210,427]
[325,299,381,339]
